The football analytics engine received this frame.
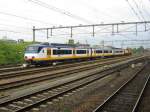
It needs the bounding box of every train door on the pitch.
[73,48,76,58]
[90,48,92,57]
[91,48,95,58]
[87,49,89,57]
[47,48,51,59]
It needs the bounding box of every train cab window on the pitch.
[76,50,86,54]
[25,46,43,53]
[38,47,43,53]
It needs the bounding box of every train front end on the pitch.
[24,44,45,67]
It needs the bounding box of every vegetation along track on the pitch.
[0,57,137,112]
[0,56,133,77]
[0,56,143,90]
[92,62,150,112]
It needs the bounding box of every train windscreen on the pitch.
[25,46,41,53]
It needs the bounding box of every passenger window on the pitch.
[76,50,86,54]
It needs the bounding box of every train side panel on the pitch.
[24,44,132,66]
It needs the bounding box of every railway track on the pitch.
[92,62,150,112]
[0,64,20,69]
[132,73,150,112]
[0,57,135,112]
[0,66,24,74]
[0,56,145,90]
[0,57,123,74]
[0,56,132,78]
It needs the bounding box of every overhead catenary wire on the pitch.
[79,0,124,22]
[0,23,32,30]
[142,8,150,20]
[0,15,73,39]
[0,29,32,35]
[0,1,149,42]
[132,0,146,21]
[103,39,150,48]
[0,29,49,39]
[139,0,150,20]
[79,0,112,21]
[0,11,56,26]
[47,24,150,37]
[125,0,143,21]
[0,11,68,38]
[132,0,150,29]
[28,0,94,24]
[33,20,150,41]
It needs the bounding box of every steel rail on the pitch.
[0,56,139,90]
[0,60,132,112]
[131,74,150,112]
[92,63,149,112]
[0,56,131,79]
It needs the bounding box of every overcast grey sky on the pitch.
[0,0,150,46]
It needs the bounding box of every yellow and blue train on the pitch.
[24,43,131,66]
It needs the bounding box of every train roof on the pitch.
[28,43,90,48]
[50,43,76,48]
[28,43,124,50]
[92,45,124,50]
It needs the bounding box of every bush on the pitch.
[0,40,32,65]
